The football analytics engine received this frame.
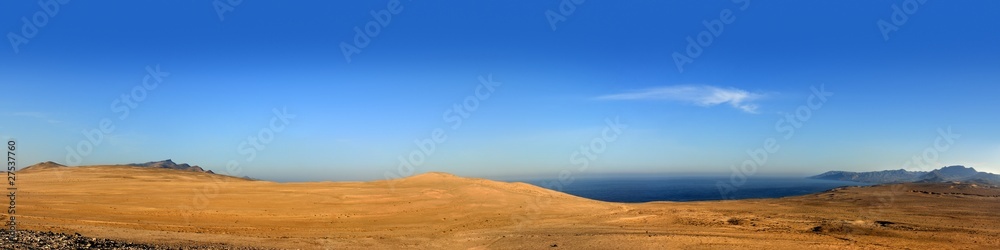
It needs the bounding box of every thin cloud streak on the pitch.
[596,85,764,113]
[9,112,62,124]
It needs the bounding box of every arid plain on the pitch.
[7,162,1000,249]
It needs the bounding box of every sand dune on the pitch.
[9,165,1000,249]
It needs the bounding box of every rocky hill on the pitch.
[21,159,216,175]
[19,161,68,171]
[125,159,215,174]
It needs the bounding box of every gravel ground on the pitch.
[0,230,267,250]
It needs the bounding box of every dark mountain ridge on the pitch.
[811,165,1000,185]
[124,159,215,174]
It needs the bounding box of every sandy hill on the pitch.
[11,164,1000,249]
[19,161,67,172]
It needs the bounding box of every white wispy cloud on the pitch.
[596,85,764,113]
[11,112,47,119]
[9,111,62,124]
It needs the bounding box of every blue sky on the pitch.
[2,1,998,181]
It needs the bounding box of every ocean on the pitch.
[513,176,872,202]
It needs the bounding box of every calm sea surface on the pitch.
[511,176,871,202]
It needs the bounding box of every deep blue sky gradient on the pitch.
[2,0,998,181]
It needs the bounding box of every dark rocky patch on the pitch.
[0,230,268,250]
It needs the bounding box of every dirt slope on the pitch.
[10,165,1000,249]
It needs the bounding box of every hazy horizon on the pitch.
[20,159,997,183]
[3,1,998,182]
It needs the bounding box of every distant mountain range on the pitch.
[21,159,215,174]
[20,160,266,180]
[810,165,1000,185]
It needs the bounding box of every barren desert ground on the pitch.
[6,163,1000,249]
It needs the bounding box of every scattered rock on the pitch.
[0,230,267,250]
[726,218,743,225]
[875,221,895,227]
